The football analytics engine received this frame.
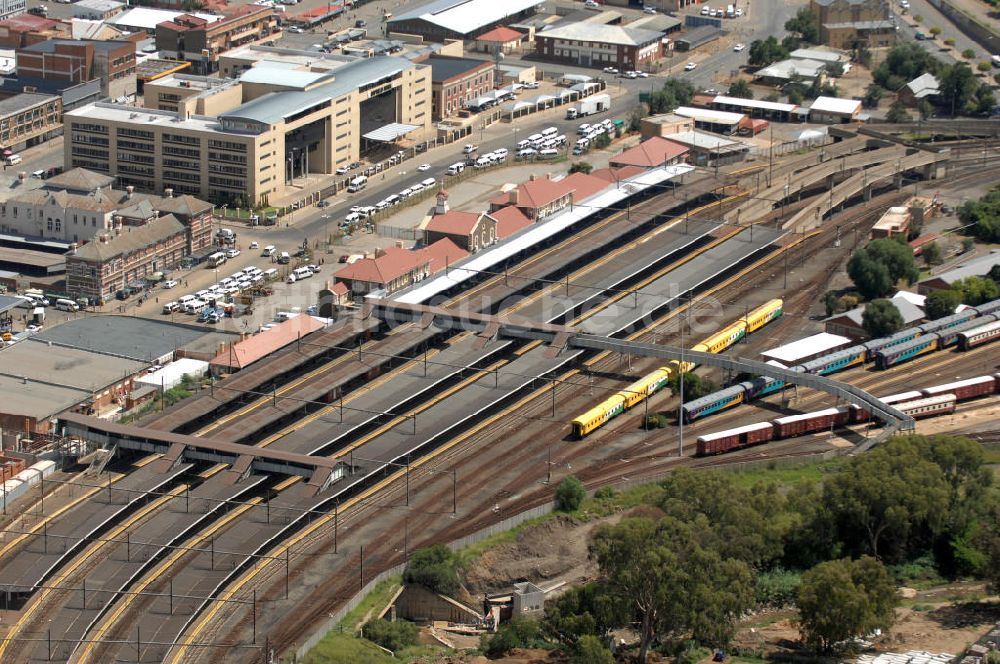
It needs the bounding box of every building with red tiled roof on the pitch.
[210,314,325,373]
[472,26,524,54]
[334,247,431,296]
[419,237,469,274]
[489,175,575,221]
[424,209,496,252]
[560,171,612,202]
[590,165,646,184]
[610,136,690,169]
[491,205,532,239]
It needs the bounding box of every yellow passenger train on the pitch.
[570,299,783,438]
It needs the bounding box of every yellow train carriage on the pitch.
[618,367,672,409]
[694,322,747,355]
[741,299,783,333]
[571,394,627,438]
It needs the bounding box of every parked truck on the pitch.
[566,93,611,120]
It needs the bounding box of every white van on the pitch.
[286,273,297,284]
[55,298,79,312]
[539,148,559,159]
[6,154,21,165]
[262,245,276,257]
[516,139,531,150]
[30,169,44,179]
[178,294,196,304]
[263,267,278,280]
[162,301,179,314]
[385,194,400,206]
[410,182,424,194]
[447,162,465,175]
[184,299,206,314]
[278,251,290,264]
[541,126,558,138]
[420,177,435,188]
[293,266,313,280]
[347,175,367,192]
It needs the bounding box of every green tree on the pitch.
[669,372,716,400]
[961,48,976,59]
[924,288,961,319]
[481,617,542,657]
[402,544,460,595]
[929,26,942,36]
[918,99,935,119]
[959,185,1000,241]
[862,83,884,109]
[862,299,904,337]
[823,440,949,560]
[921,241,943,266]
[590,516,753,661]
[886,100,912,123]
[728,79,754,99]
[569,161,593,174]
[573,635,615,664]
[556,476,586,512]
[797,557,898,653]
[786,86,805,105]
[989,264,1000,283]
[361,619,419,652]
[939,63,979,115]
[748,36,789,67]
[658,469,789,568]
[873,42,939,90]
[543,583,621,647]
[952,275,1000,306]
[648,79,695,114]
[848,238,919,298]
[784,7,820,45]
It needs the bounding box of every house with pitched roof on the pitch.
[610,137,690,169]
[491,205,532,239]
[472,26,524,54]
[424,209,496,252]
[334,247,432,297]
[418,237,469,273]
[488,172,609,222]
[210,314,325,374]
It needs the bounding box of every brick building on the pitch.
[534,21,665,70]
[65,213,188,302]
[424,209,497,252]
[17,38,136,101]
[155,6,277,74]
[427,55,494,120]
[0,14,66,48]
[810,0,896,49]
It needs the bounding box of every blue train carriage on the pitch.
[571,394,626,439]
[680,383,746,424]
[740,299,784,332]
[972,297,1000,317]
[618,367,672,409]
[800,345,867,375]
[862,327,922,361]
[916,309,978,337]
[874,333,940,370]
[937,314,996,348]
[958,319,1000,350]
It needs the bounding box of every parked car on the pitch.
[684,62,697,71]
[226,248,241,258]
[733,42,745,51]
[162,279,178,289]
[417,163,431,171]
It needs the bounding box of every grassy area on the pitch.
[300,632,394,664]
[719,458,844,490]
[981,444,1000,465]
[338,576,402,632]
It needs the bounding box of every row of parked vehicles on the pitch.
[573,118,621,155]
[343,176,438,222]
[161,265,279,316]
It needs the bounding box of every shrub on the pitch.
[573,635,615,664]
[645,413,668,428]
[944,38,956,46]
[481,617,542,657]
[930,26,941,35]
[556,476,586,512]
[402,544,460,595]
[978,61,992,72]
[569,161,593,174]
[361,619,419,652]
[962,48,976,59]
[914,14,923,21]
[755,568,802,608]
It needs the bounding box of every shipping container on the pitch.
[696,421,774,456]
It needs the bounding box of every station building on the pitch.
[387,0,541,42]
[63,54,432,205]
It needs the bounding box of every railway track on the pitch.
[0,184,752,660]
[11,143,1000,662]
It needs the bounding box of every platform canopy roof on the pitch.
[362,123,421,142]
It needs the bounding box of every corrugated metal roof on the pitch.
[538,21,663,46]
[390,0,541,35]
[362,123,420,141]
[713,95,797,113]
[760,332,851,364]
[673,106,744,125]
[221,56,413,125]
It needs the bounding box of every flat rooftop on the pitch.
[0,92,58,117]
[136,58,191,81]
[66,102,240,136]
[1,340,147,392]
[0,375,91,421]
[32,315,229,362]
[0,246,65,268]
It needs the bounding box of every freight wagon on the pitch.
[921,375,997,401]
[958,320,1000,350]
[696,421,774,456]
[773,406,850,438]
